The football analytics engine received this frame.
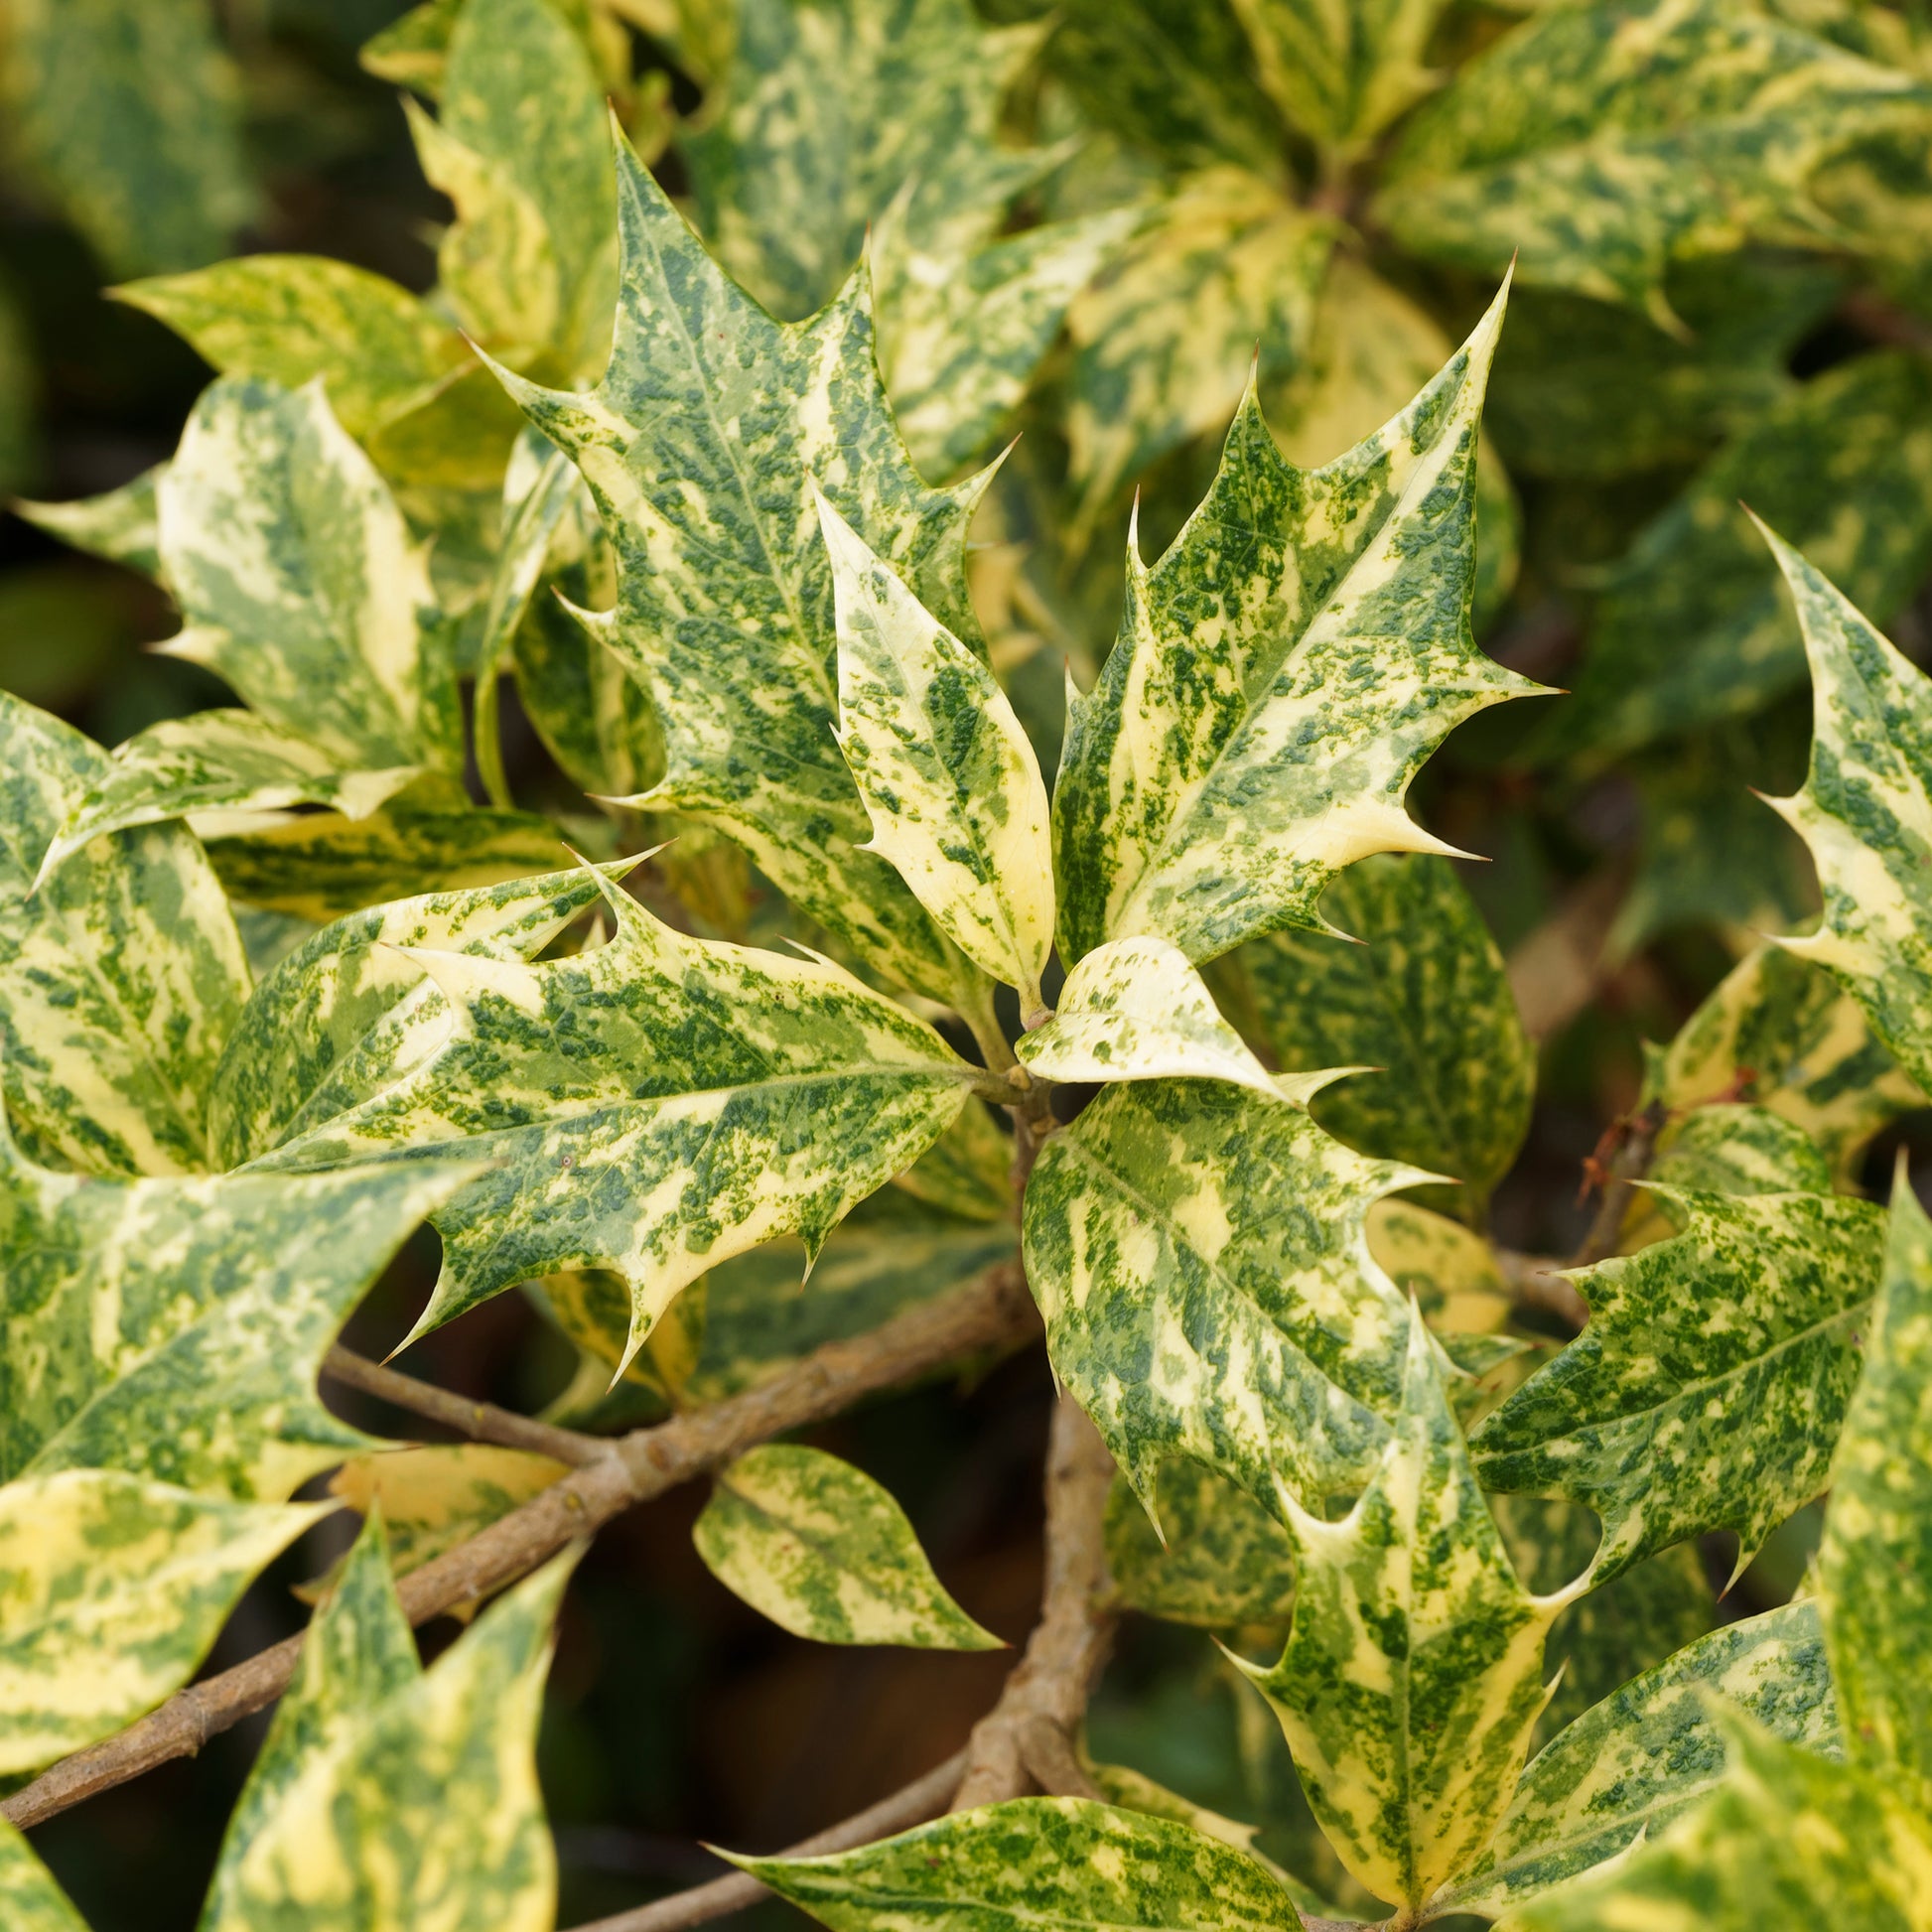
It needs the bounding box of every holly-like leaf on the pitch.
[14,465,164,582]
[200,1546,575,1932]
[694,1444,1001,1650]
[113,255,471,441]
[495,135,989,1007]
[0,1823,86,1932]
[0,692,249,1177]
[736,1797,1306,1932]
[1233,1303,1568,1911]
[1104,1461,1297,1632]
[1366,1199,1513,1336]
[1376,0,1932,316]
[1229,0,1450,153]
[1022,1078,1425,1518]
[1816,1179,1932,1797]
[818,491,1054,1010]
[1053,278,1538,969]
[1434,1599,1841,1918]
[258,882,978,1368]
[1761,529,1932,1096]
[1220,854,1533,1221]
[156,376,462,774]
[1019,936,1300,1100]
[1473,1178,1886,1582]
[889,1100,1012,1222]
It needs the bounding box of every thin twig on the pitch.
[323,1346,608,1467]
[1571,1098,1666,1270]
[951,1393,1117,1810]
[1493,1249,1589,1334]
[564,1749,970,1932]
[2,1260,1035,1833]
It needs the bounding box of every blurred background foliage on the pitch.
[4,0,1931,1925]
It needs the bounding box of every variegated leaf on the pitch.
[1021,1078,1426,1518]
[404,0,617,381]
[818,490,1053,1010]
[0,1468,325,1777]
[1437,1598,1840,1918]
[1473,1180,1887,1582]
[889,1099,1012,1222]
[209,862,634,1170]
[1232,1303,1570,1910]
[1063,169,1334,520]
[0,691,249,1177]
[156,376,462,773]
[735,1797,1306,1932]
[1816,1178,1932,1798]
[1658,941,1921,1181]
[1503,1705,1932,1931]
[494,134,988,1007]
[1219,853,1533,1221]
[1377,0,1932,315]
[1104,1461,1297,1631]
[1230,0,1450,152]
[14,465,164,582]
[201,1548,575,1932]
[0,1822,86,1932]
[113,255,471,441]
[37,711,420,886]
[1053,279,1539,968]
[257,882,977,1367]
[1018,936,1298,1100]
[1761,528,1932,1097]
[1366,1199,1513,1337]
[694,1444,1001,1649]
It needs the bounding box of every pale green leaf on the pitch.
[201,1550,575,1932]
[0,1823,87,1932]
[1365,1198,1514,1336]
[1104,1461,1297,1631]
[1377,0,1932,313]
[496,134,989,1007]
[113,256,471,441]
[256,883,976,1369]
[156,376,462,773]
[1019,936,1295,1100]
[818,489,1054,1008]
[735,1796,1305,1932]
[1645,1101,1835,1202]
[1816,1179,1932,1799]
[1218,853,1533,1221]
[1229,0,1449,151]
[888,1099,1012,1222]
[1436,1599,1842,1918]
[1053,278,1538,968]
[360,0,463,92]
[1022,1078,1426,1517]
[14,466,164,583]
[1761,529,1932,1097]
[0,0,256,277]
[1473,1179,1887,1582]
[0,1469,325,1777]
[1233,1303,1567,1910]
[694,1443,1001,1649]
[0,692,249,1177]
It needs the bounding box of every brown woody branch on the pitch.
[2,1259,1035,1834]
[1571,1096,1667,1269]
[950,1392,1117,1811]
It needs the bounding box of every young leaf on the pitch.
[817,490,1054,1011]
[1053,278,1538,968]
[1815,1178,1932,1797]
[1435,1598,1840,1918]
[495,133,988,1007]
[1219,853,1533,1220]
[156,376,462,774]
[14,465,165,582]
[1018,935,1296,1099]
[0,691,249,1177]
[734,1796,1306,1932]
[1761,529,1932,1096]
[1473,1180,1887,1582]
[1231,1303,1569,1911]
[257,884,979,1368]
[1230,0,1449,154]
[1104,1462,1298,1631]
[0,1822,87,1932]
[693,1444,1001,1650]
[201,1549,576,1932]
[1377,0,1932,316]
[1022,1078,1425,1518]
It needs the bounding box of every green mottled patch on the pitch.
[1218,853,1533,1221]
[1104,1462,1297,1631]
[1233,1305,1568,1910]
[890,1100,1012,1222]
[695,1444,1001,1649]
[1436,1599,1842,1917]
[1366,1199,1514,1336]
[0,691,249,1177]
[1053,280,1539,968]
[0,1821,87,1931]
[1230,0,1449,153]
[1022,1078,1427,1517]
[1474,1177,1886,1582]
[737,1796,1305,1932]
[14,466,165,583]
